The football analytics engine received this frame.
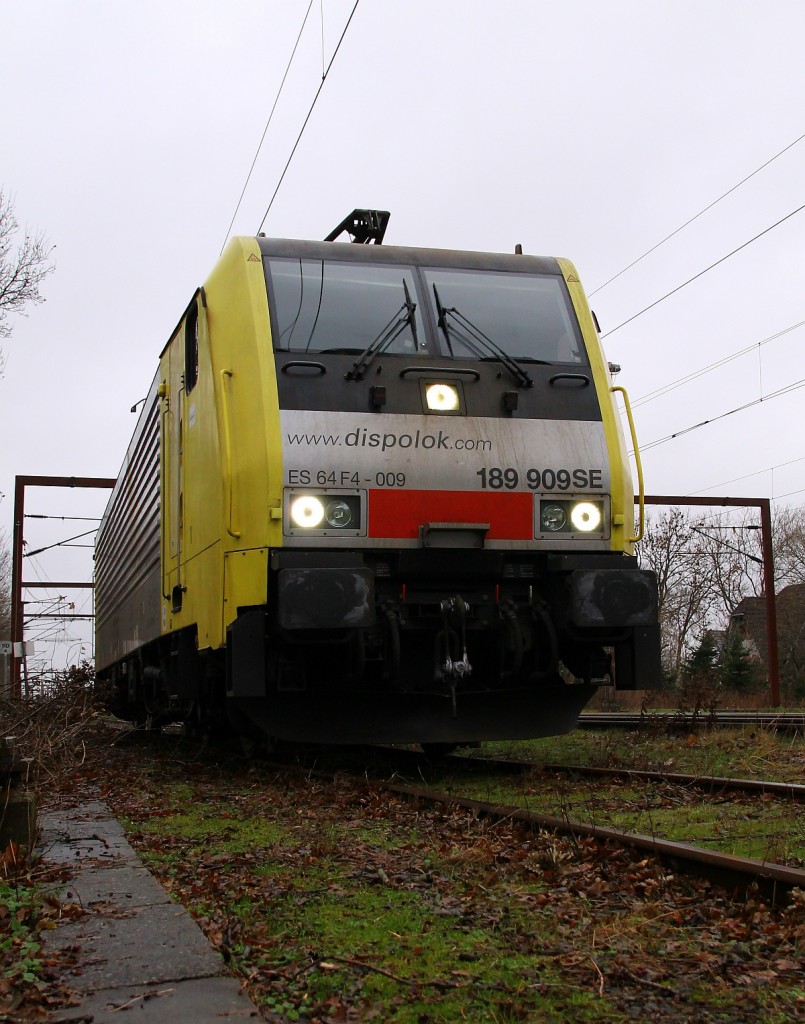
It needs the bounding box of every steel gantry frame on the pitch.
[9,475,115,697]
[644,495,779,706]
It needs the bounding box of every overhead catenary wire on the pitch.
[221,43,805,504]
[589,130,805,297]
[683,492,804,531]
[23,528,98,558]
[21,551,55,590]
[587,134,805,502]
[771,486,805,502]
[219,0,316,255]
[20,578,67,646]
[13,492,106,671]
[17,542,97,653]
[24,514,102,522]
[257,0,362,235]
[691,455,805,496]
[637,377,805,453]
[601,200,805,339]
[632,319,805,408]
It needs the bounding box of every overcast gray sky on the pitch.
[2,0,804,669]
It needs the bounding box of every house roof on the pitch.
[730,584,805,666]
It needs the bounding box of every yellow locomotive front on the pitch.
[96,212,660,743]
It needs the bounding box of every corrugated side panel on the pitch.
[95,374,161,670]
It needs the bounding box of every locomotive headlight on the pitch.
[290,495,325,528]
[425,382,460,412]
[538,498,607,537]
[325,500,353,528]
[285,489,364,536]
[570,501,603,532]
[541,503,566,532]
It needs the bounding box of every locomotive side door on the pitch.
[161,301,198,619]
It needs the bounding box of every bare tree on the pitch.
[0,536,9,638]
[638,508,718,679]
[639,503,805,690]
[692,511,764,616]
[772,505,805,588]
[685,505,805,609]
[0,190,55,373]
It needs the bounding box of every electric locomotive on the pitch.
[95,210,660,745]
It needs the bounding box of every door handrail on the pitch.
[610,384,644,543]
[220,369,241,539]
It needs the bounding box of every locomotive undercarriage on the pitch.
[266,584,609,698]
[222,547,658,744]
[102,549,658,745]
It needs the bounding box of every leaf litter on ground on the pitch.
[6,698,805,1024]
[72,734,805,1024]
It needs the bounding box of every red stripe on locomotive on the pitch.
[368,489,533,540]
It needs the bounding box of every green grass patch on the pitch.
[131,804,286,854]
[433,768,805,863]
[212,836,624,1022]
[480,726,805,783]
[0,880,45,1003]
[109,745,805,1023]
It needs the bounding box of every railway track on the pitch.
[118,730,805,903]
[269,747,805,906]
[96,727,805,1022]
[379,778,805,906]
[577,710,805,733]
[449,751,805,801]
[541,762,805,800]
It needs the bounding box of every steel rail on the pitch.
[257,751,805,906]
[577,711,805,733]
[378,778,805,906]
[540,763,805,800]
[452,754,805,801]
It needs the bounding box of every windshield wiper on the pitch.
[345,279,419,381]
[433,284,455,356]
[432,286,534,388]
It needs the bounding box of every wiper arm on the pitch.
[433,284,455,356]
[433,288,533,388]
[403,278,420,352]
[345,279,419,381]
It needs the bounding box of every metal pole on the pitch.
[10,478,26,697]
[10,475,116,696]
[643,495,780,707]
[758,499,780,706]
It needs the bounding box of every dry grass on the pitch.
[0,662,127,800]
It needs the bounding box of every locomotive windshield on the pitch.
[266,258,426,356]
[422,268,584,365]
[266,256,585,365]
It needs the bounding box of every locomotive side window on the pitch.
[423,268,586,365]
[266,258,426,356]
[185,301,199,393]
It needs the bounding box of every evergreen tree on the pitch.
[681,632,719,681]
[719,629,762,693]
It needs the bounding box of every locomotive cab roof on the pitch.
[253,234,564,278]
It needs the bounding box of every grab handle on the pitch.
[610,385,644,544]
[220,369,241,539]
[160,401,171,598]
[549,373,590,387]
